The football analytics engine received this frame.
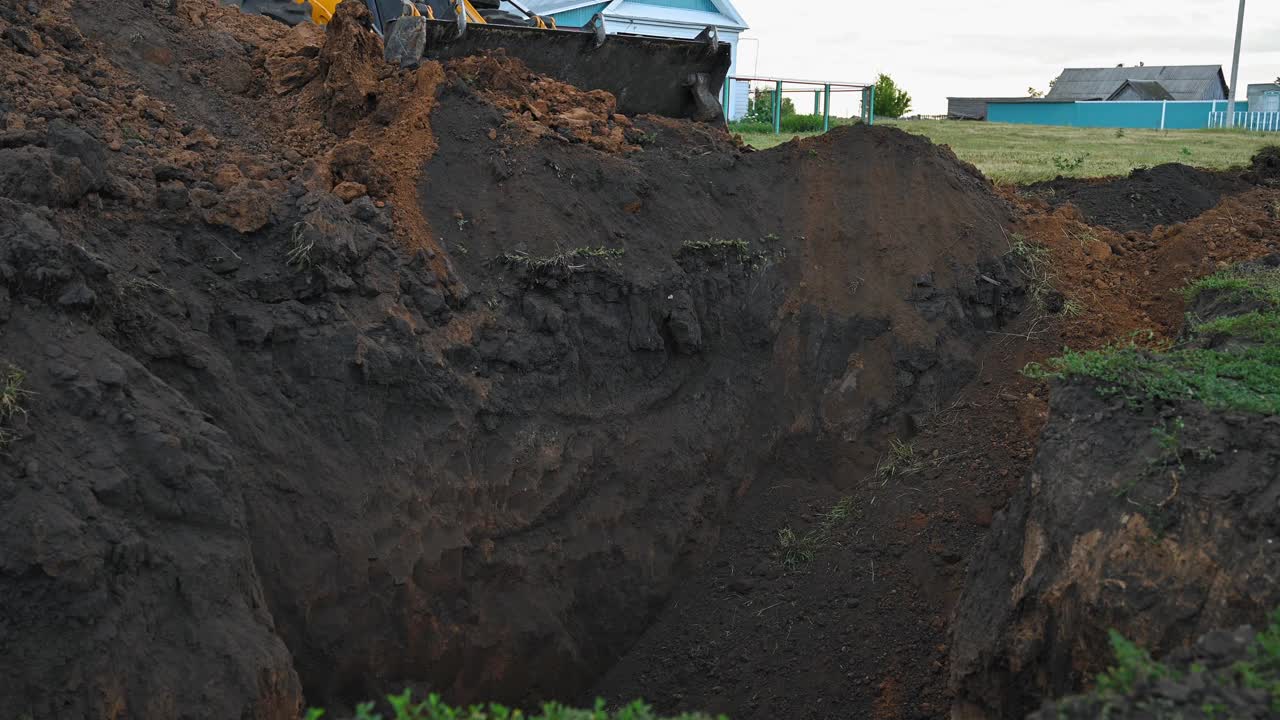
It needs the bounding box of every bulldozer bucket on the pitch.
[416,19,731,120]
[370,0,729,120]
[232,0,731,120]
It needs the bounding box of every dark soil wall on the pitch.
[0,1,1025,717]
[949,283,1280,719]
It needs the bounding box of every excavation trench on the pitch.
[3,2,1280,719]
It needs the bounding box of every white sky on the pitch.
[731,0,1280,116]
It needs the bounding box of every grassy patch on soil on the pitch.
[493,247,625,273]
[1185,264,1280,308]
[1029,344,1280,415]
[777,496,858,570]
[1027,267,1280,414]
[0,364,31,447]
[307,692,723,720]
[733,119,1278,184]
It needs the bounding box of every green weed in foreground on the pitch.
[1094,610,1280,708]
[1236,608,1280,713]
[1095,630,1174,695]
[1093,609,1280,712]
[306,692,725,720]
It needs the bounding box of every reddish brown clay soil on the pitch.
[1018,186,1280,348]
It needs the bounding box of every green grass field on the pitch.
[733,120,1279,185]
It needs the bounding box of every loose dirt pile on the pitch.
[448,52,642,154]
[3,1,1280,719]
[1024,163,1253,233]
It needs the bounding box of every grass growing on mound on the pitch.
[1027,266,1280,415]
[306,692,725,720]
[1192,311,1280,344]
[1185,265,1280,307]
[1029,344,1280,415]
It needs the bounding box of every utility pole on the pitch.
[1226,0,1246,127]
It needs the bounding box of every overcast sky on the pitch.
[730,0,1280,116]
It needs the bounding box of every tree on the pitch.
[746,89,797,123]
[873,74,912,119]
[1027,87,1045,98]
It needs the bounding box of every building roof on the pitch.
[1108,79,1176,101]
[520,0,748,30]
[1046,65,1227,101]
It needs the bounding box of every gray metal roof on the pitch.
[1108,80,1176,101]
[1046,65,1227,101]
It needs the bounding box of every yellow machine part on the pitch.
[299,0,491,26]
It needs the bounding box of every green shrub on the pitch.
[745,88,795,123]
[779,115,825,133]
[873,74,912,119]
[727,120,773,134]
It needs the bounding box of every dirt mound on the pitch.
[0,1,1029,718]
[1249,145,1280,186]
[949,256,1280,719]
[1023,163,1253,233]
[447,52,641,154]
[8,1,1280,719]
[1013,186,1280,349]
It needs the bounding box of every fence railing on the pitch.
[725,75,875,133]
[1207,111,1280,131]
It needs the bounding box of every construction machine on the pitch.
[230,0,731,121]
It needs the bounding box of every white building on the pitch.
[517,0,750,119]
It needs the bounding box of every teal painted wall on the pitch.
[549,2,610,27]
[987,100,1252,130]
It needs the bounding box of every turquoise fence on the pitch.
[988,100,1251,130]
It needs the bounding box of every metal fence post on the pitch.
[1160,100,1167,131]
[868,85,876,126]
[823,84,831,132]
[773,79,782,135]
